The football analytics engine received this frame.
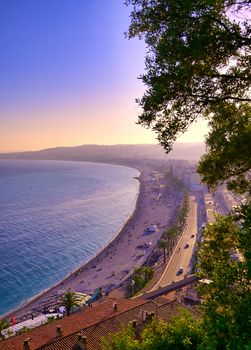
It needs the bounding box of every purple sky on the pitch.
[0,1,206,152]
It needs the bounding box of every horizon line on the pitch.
[0,141,205,154]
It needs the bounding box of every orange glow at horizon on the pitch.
[1,108,208,153]
[1,95,208,153]
[1,1,209,154]
[0,101,158,152]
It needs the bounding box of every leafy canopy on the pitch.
[131,266,154,295]
[197,209,251,349]
[126,0,251,192]
[102,310,205,350]
[60,291,79,316]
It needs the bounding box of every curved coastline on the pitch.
[4,162,173,320]
[3,165,142,319]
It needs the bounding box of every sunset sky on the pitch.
[0,0,208,152]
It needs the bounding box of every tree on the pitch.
[102,324,140,350]
[178,190,189,226]
[164,225,178,248]
[131,266,154,295]
[126,0,251,193]
[197,212,251,349]
[125,1,251,347]
[60,291,78,316]
[197,102,251,193]
[158,239,169,263]
[102,310,205,349]
[140,311,205,349]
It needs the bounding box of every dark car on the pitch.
[177,267,184,274]
[184,243,189,248]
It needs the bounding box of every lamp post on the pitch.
[131,279,135,296]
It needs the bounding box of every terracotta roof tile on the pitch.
[0,299,147,350]
[39,300,196,350]
[0,298,199,350]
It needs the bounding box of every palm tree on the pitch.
[165,226,177,249]
[60,291,79,316]
[158,240,169,263]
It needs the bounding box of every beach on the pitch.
[5,164,176,320]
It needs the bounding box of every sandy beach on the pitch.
[5,164,176,320]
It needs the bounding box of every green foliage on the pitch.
[158,239,169,263]
[197,102,251,193]
[164,225,178,242]
[141,311,205,350]
[179,190,189,225]
[125,3,251,347]
[102,310,205,350]
[236,202,251,279]
[114,209,251,349]
[101,324,140,350]
[47,316,55,323]
[0,320,8,332]
[164,190,189,248]
[197,208,251,349]
[16,326,29,335]
[126,0,251,193]
[131,266,154,295]
[60,291,79,316]
[0,320,9,339]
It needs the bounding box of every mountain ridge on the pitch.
[0,143,205,164]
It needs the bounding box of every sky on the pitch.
[0,0,208,152]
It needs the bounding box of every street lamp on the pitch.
[131,279,135,296]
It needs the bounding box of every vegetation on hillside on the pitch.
[130,266,154,296]
[197,210,251,348]
[103,0,251,348]
[102,310,206,350]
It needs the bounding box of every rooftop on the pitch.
[1,297,197,350]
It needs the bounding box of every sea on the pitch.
[0,159,140,316]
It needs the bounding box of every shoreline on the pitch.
[4,169,142,319]
[4,163,175,321]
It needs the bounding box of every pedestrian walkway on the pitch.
[2,313,60,338]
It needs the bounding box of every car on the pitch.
[177,267,184,274]
[184,243,189,248]
[190,234,195,238]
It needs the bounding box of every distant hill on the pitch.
[0,143,205,164]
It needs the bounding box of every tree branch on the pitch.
[191,94,251,102]
[207,74,251,82]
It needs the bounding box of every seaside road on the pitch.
[153,195,198,289]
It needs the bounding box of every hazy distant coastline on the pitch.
[0,143,205,164]
[0,142,205,319]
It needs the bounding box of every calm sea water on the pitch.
[0,159,139,316]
